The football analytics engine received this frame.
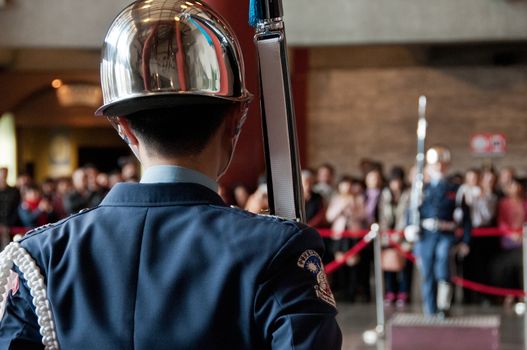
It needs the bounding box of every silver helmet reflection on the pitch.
[96,0,252,117]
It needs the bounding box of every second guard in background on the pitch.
[414,146,471,318]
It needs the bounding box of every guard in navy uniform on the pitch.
[0,1,342,349]
[414,146,471,317]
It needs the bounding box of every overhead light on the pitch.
[51,79,63,89]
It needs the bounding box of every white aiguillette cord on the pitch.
[0,242,59,350]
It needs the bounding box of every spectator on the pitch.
[379,166,412,306]
[326,176,366,301]
[64,168,92,215]
[83,165,107,207]
[458,169,481,209]
[245,183,268,214]
[0,167,20,228]
[97,173,110,192]
[18,185,56,228]
[108,171,124,188]
[496,166,515,199]
[463,169,499,304]
[302,169,325,227]
[314,163,336,203]
[326,176,366,234]
[15,173,33,194]
[121,158,140,182]
[232,184,250,209]
[361,168,384,303]
[364,168,383,226]
[473,169,498,228]
[495,177,525,305]
[53,177,72,219]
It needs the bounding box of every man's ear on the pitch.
[116,117,139,146]
[225,103,248,139]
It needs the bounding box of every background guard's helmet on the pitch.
[96,0,252,117]
[426,146,452,165]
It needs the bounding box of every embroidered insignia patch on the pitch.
[297,250,336,307]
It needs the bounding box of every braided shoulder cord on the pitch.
[0,243,59,349]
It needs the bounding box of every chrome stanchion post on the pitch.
[523,224,527,306]
[362,223,385,345]
[516,225,527,316]
[522,224,527,350]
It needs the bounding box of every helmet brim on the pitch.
[95,93,246,117]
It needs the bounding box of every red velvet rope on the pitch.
[316,227,522,239]
[5,226,526,297]
[325,238,372,275]
[320,227,526,297]
[452,276,526,298]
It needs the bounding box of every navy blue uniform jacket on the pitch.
[0,182,342,349]
[420,180,471,243]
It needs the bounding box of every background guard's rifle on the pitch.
[406,96,428,241]
[249,0,306,223]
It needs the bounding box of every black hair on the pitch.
[388,166,405,182]
[318,163,335,174]
[125,103,234,158]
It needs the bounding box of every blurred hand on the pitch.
[457,242,470,258]
[403,225,420,243]
[38,199,53,213]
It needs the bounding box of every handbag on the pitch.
[381,248,405,272]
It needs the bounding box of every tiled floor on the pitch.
[337,302,526,350]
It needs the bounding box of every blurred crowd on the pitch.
[221,160,527,306]
[1,158,526,305]
[0,159,139,231]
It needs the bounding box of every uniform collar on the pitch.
[140,165,218,193]
[100,182,225,207]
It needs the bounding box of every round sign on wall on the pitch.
[470,133,506,156]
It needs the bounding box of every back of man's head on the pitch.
[124,103,235,158]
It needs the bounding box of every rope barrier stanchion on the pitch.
[523,224,527,305]
[521,223,527,348]
[362,224,385,345]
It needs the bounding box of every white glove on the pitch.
[404,225,420,243]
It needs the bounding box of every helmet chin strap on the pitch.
[217,105,249,180]
[108,117,142,161]
[126,143,141,162]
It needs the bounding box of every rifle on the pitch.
[405,96,427,241]
[249,0,306,222]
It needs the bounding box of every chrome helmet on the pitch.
[426,145,451,165]
[96,0,252,117]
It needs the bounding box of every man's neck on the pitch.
[141,156,219,181]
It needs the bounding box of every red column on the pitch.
[206,1,309,197]
[206,0,264,193]
[291,48,309,168]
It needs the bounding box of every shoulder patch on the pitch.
[297,250,336,308]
